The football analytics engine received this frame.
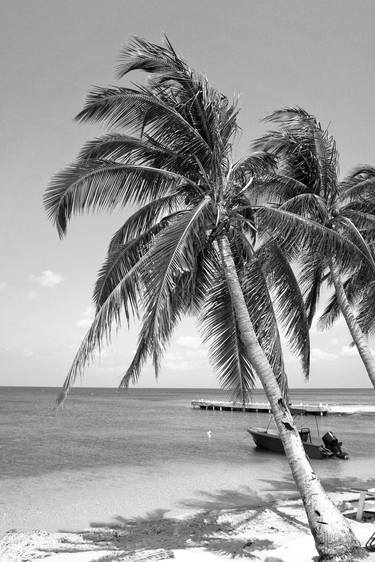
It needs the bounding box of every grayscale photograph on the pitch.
[1,1,375,560]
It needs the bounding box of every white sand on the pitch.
[1,492,375,562]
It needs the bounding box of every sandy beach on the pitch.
[1,489,375,562]
[3,0,375,559]
[2,389,375,561]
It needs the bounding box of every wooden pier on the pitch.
[191,400,330,416]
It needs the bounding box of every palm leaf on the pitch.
[318,272,364,330]
[116,36,220,149]
[299,251,326,328]
[333,215,375,271]
[255,205,369,270]
[59,250,151,398]
[132,198,212,376]
[201,276,256,402]
[240,256,288,396]
[75,85,213,164]
[258,242,310,379]
[44,160,195,236]
[93,223,169,313]
[107,195,183,250]
[357,281,375,336]
[78,133,190,170]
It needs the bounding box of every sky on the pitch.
[1,0,375,389]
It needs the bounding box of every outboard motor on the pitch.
[322,431,349,459]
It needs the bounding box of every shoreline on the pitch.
[2,456,375,538]
[1,491,375,561]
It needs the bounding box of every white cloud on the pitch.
[165,359,195,371]
[76,306,95,328]
[177,335,203,349]
[31,270,64,288]
[0,281,7,291]
[311,348,338,362]
[186,348,207,359]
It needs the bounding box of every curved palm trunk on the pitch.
[330,260,375,389]
[218,236,361,561]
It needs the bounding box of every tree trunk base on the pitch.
[318,545,368,561]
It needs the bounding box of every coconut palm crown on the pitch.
[254,108,375,387]
[45,37,320,400]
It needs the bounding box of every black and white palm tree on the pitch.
[44,38,361,558]
[254,108,375,389]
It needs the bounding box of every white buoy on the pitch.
[207,430,212,439]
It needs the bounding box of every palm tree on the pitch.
[44,38,361,559]
[254,108,375,389]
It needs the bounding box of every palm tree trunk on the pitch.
[330,260,375,389]
[218,235,361,561]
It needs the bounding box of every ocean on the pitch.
[1,387,375,535]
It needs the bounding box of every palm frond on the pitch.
[108,195,183,250]
[279,192,330,223]
[119,274,190,388]
[339,208,375,233]
[116,36,222,150]
[357,281,375,336]
[137,197,212,374]
[333,215,375,271]
[60,252,149,397]
[75,86,212,161]
[119,242,221,389]
[116,35,184,78]
[254,107,338,201]
[318,292,342,331]
[318,273,362,330]
[231,151,277,184]
[247,174,309,206]
[93,224,167,313]
[44,160,195,236]
[78,133,191,170]
[263,106,313,125]
[341,165,375,185]
[298,252,326,328]
[201,276,256,402]
[256,206,369,270]
[258,242,310,379]
[240,256,287,395]
[340,175,375,203]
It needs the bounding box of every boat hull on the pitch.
[248,428,332,460]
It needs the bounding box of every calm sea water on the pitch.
[1,387,375,534]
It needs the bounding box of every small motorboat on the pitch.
[248,427,349,460]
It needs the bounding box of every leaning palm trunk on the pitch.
[330,260,375,389]
[219,236,361,561]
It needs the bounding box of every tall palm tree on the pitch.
[44,38,361,559]
[254,108,375,389]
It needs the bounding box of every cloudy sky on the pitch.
[1,0,375,389]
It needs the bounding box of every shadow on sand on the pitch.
[54,475,375,561]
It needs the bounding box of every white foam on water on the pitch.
[328,404,375,415]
